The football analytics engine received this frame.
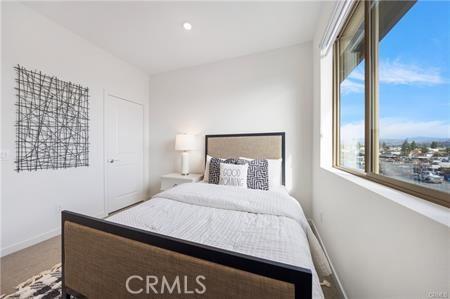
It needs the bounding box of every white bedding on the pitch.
[108,183,330,299]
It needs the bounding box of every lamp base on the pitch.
[181,151,190,176]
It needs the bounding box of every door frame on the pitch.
[103,90,145,215]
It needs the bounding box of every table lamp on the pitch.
[175,134,195,175]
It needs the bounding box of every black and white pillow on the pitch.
[230,158,269,190]
[208,158,237,184]
[245,159,269,190]
[207,157,269,190]
[240,157,282,190]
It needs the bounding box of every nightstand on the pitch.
[160,173,203,191]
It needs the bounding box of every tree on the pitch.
[430,141,438,149]
[410,141,417,150]
[401,140,410,156]
[421,146,429,154]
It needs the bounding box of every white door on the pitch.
[105,94,144,213]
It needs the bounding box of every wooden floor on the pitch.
[0,235,344,298]
[0,236,61,295]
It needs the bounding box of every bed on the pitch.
[62,132,329,299]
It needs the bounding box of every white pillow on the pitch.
[219,163,248,188]
[239,157,282,190]
[203,155,212,182]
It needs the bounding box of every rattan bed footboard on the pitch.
[62,211,312,299]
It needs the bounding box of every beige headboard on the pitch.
[205,132,285,185]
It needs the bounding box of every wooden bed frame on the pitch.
[62,132,313,299]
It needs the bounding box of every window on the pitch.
[333,0,450,207]
[336,2,366,171]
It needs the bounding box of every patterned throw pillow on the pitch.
[235,159,269,190]
[219,163,248,188]
[208,158,237,184]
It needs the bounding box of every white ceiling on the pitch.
[25,1,323,75]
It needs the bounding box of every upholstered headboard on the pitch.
[205,132,285,185]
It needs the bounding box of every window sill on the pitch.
[321,165,449,227]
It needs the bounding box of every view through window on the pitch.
[376,1,450,194]
[335,0,449,204]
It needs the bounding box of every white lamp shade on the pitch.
[175,134,196,151]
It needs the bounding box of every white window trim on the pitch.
[319,0,355,57]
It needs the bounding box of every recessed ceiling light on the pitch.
[183,22,192,31]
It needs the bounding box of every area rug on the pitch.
[1,264,61,299]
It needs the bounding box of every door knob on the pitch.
[108,159,118,163]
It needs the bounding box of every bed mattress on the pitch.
[108,183,327,299]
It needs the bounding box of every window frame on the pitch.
[332,0,450,208]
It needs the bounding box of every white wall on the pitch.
[148,44,314,214]
[1,2,150,256]
[312,3,450,299]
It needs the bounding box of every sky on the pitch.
[340,0,450,141]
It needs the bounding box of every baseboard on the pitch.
[308,219,349,299]
[1,211,107,257]
[0,227,60,258]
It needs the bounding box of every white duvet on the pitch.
[108,183,330,299]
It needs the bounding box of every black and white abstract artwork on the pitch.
[15,65,89,172]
